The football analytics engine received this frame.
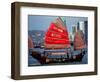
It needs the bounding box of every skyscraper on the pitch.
[77,21,88,45]
[77,21,85,34]
[71,25,77,41]
[84,21,88,45]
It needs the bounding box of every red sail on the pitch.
[28,36,34,48]
[46,23,68,39]
[74,30,86,50]
[44,17,70,49]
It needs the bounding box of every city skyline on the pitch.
[28,15,88,33]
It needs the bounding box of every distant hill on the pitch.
[29,30,45,35]
[28,30,45,47]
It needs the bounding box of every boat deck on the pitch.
[28,48,87,66]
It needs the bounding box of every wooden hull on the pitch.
[30,49,85,64]
[44,43,70,49]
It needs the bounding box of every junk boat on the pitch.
[43,17,71,63]
[72,30,87,61]
[29,17,87,64]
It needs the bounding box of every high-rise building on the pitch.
[77,21,88,45]
[84,21,88,45]
[69,33,73,41]
[72,25,78,34]
[71,25,77,41]
[77,21,85,34]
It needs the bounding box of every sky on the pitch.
[28,15,87,33]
